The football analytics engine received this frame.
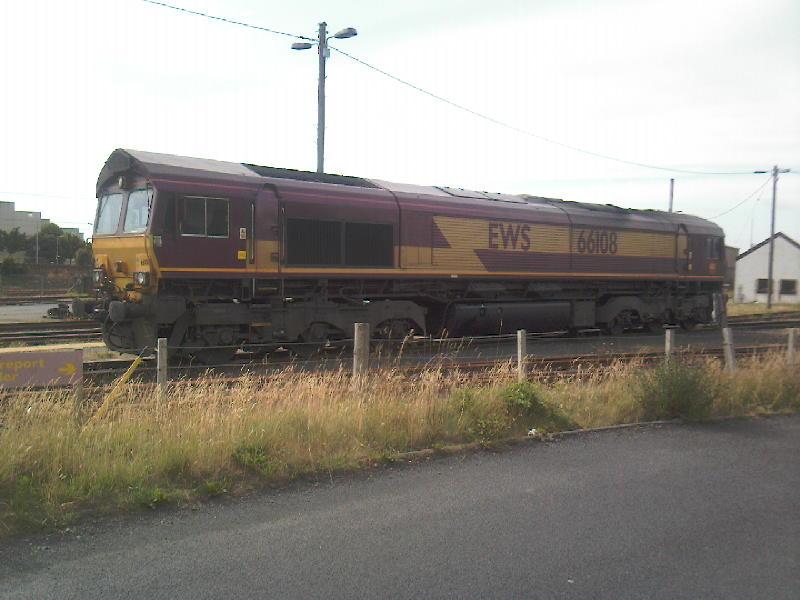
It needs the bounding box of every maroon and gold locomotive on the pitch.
[92,149,724,361]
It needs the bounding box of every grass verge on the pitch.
[1,353,798,537]
[726,302,799,317]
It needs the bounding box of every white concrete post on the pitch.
[517,329,527,383]
[722,327,736,373]
[157,337,168,396]
[353,323,370,377]
[788,328,797,367]
[665,328,674,363]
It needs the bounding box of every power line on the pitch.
[0,190,86,201]
[139,0,756,176]
[707,176,772,220]
[139,0,313,41]
[329,47,754,177]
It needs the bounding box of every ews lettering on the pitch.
[488,222,531,251]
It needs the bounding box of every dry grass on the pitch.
[0,354,798,537]
[726,302,800,317]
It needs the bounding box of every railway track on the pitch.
[0,320,102,346]
[79,341,786,384]
[2,310,797,351]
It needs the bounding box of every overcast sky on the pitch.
[1,0,798,250]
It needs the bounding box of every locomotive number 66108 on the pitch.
[576,229,618,255]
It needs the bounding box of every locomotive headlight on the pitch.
[133,271,150,287]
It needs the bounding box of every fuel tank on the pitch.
[445,302,572,336]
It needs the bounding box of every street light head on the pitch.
[291,42,314,50]
[333,27,357,39]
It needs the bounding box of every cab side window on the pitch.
[706,237,721,260]
[206,199,229,237]
[180,196,228,238]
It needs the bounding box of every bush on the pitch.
[500,382,575,432]
[637,361,713,421]
[1,256,26,275]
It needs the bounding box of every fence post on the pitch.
[713,292,728,328]
[517,329,527,382]
[664,328,674,363]
[157,337,168,398]
[73,355,84,420]
[353,323,370,378]
[721,327,736,373]
[788,328,797,367]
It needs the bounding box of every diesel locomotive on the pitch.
[91,149,725,361]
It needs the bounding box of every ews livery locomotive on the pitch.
[91,149,724,361]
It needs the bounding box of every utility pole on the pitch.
[755,165,791,308]
[291,23,357,174]
[668,178,674,212]
[316,22,328,174]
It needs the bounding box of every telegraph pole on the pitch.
[755,165,791,308]
[291,23,357,174]
[316,22,327,174]
[668,178,674,212]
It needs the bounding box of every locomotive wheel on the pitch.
[374,319,416,340]
[102,322,137,354]
[190,348,236,365]
[641,320,661,333]
[605,318,625,336]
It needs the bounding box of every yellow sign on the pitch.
[237,250,247,260]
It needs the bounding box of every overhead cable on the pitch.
[707,176,772,220]
[140,0,314,40]
[139,0,757,176]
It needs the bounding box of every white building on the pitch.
[734,232,800,304]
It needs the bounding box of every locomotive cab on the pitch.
[92,179,156,299]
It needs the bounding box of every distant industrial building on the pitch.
[735,232,800,304]
[0,200,83,239]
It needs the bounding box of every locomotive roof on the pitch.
[97,149,722,236]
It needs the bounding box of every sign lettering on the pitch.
[488,222,531,251]
[0,349,83,389]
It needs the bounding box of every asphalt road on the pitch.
[2,416,798,599]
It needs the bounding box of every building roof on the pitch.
[736,232,800,261]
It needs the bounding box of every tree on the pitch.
[59,233,85,263]
[1,256,26,275]
[1,228,29,253]
[26,223,87,264]
[75,244,94,267]
[29,223,61,263]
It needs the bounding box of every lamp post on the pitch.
[753,165,791,308]
[292,23,358,173]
